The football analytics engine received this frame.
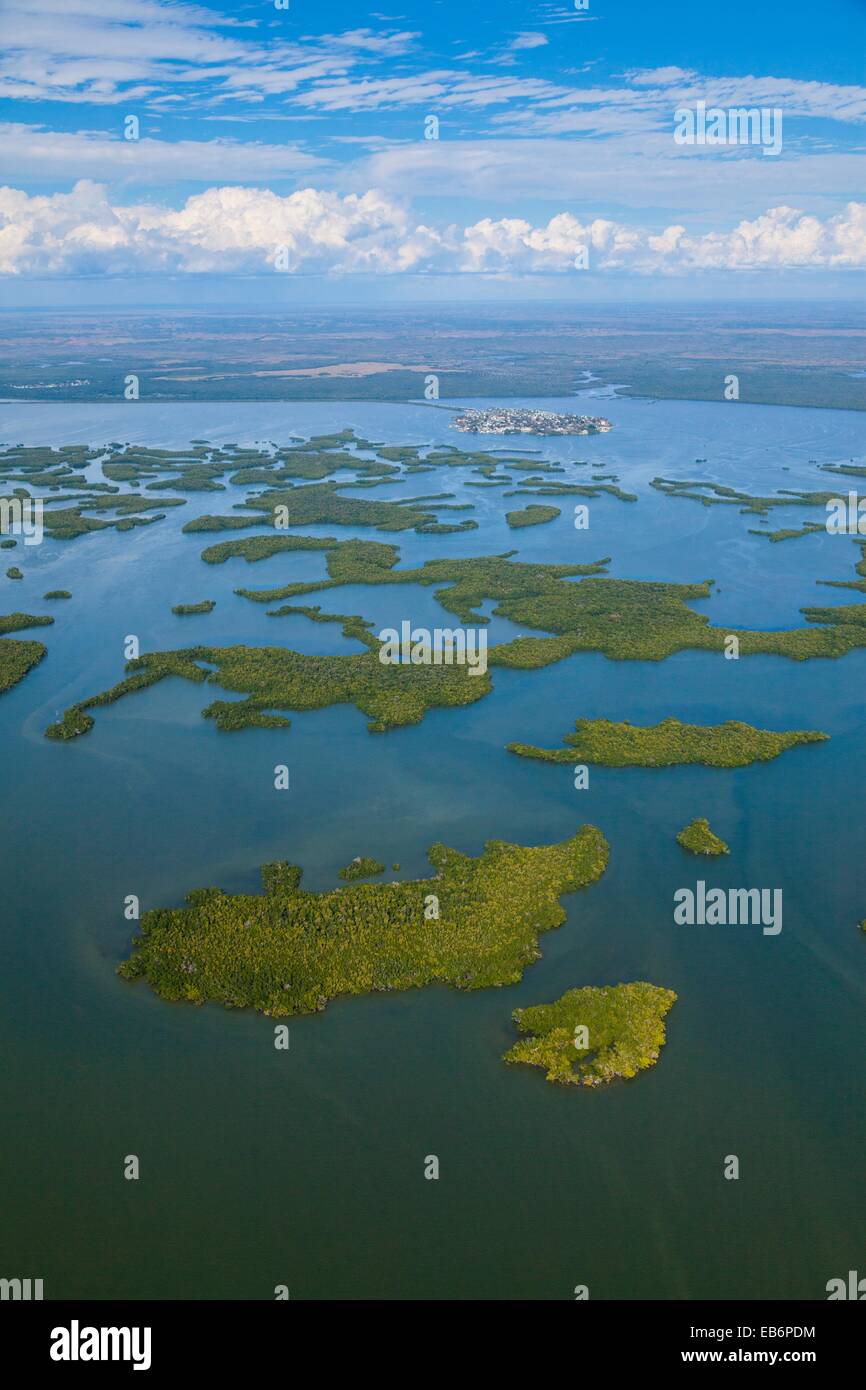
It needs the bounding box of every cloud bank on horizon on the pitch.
[3,180,865,277]
[0,0,863,291]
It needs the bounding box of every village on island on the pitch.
[453,407,613,436]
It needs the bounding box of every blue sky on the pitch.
[1,0,865,301]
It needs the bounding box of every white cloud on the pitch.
[1,181,864,277]
[0,180,444,274]
[10,0,863,137]
[0,0,414,104]
[294,71,566,112]
[460,204,866,272]
[461,213,641,271]
[323,29,419,56]
[349,135,866,217]
[510,34,549,51]
[625,67,697,87]
[0,122,325,181]
[674,204,866,269]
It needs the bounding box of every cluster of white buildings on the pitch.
[453,408,612,436]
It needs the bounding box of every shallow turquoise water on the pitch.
[1,394,864,1299]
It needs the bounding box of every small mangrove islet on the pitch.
[505,504,561,528]
[676,818,730,856]
[172,600,216,615]
[339,857,385,880]
[748,522,825,543]
[505,480,637,502]
[504,983,677,1086]
[652,476,837,516]
[507,717,828,768]
[118,826,609,1017]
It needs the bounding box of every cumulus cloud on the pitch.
[461,204,866,273]
[461,214,642,271]
[1,181,864,277]
[0,180,444,274]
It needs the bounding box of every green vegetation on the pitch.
[201,535,336,564]
[264,604,374,645]
[505,504,561,528]
[652,476,836,516]
[118,825,609,1016]
[748,522,825,542]
[46,706,94,739]
[44,540,866,742]
[819,463,866,480]
[172,600,216,615]
[144,476,224,493]
[0,445,97,494]
[0,612,53,693]
[339,857,385,881]
[235,540,611,616]
[201,481,478,536]
[800,602,866,629]
[6,567,23,579]
[481,574,866,663]
[41,495,185,540]
[818,540,866,594]
[102,462,154,483]
[183,514,263,535]
[45,637,494,739]
[506,481,637,502]
[504,982,677,1087]
[0,444,252,541]
[232,541,866,662]
[0,612,55,636]
[676,818,729,855]
[45,650,209,740]
[203,700,290,731]
[44,590,71,600]
[507,717,828,768]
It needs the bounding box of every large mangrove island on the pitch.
[119,826,609,1016]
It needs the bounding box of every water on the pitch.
[1,394,864,1299]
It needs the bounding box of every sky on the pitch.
[0,0,865,303]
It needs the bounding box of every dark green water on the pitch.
[1,395,864,1299]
